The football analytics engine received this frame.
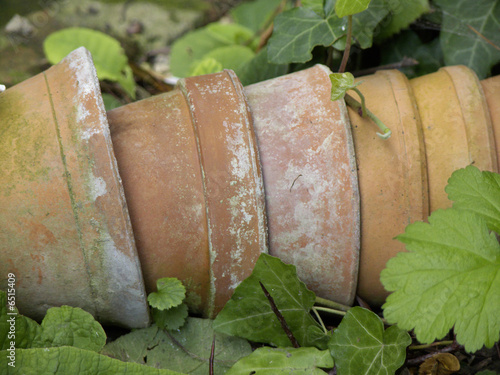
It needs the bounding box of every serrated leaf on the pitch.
[148,278,186,311]
[329,307,411,375]
[213,253,328,348]
[226,347,333,375]
[230,0,282,33]
[377,0,430,40]
[335,0,371,18]
[434,0,500,79]
[170,23,256,77]
[43,27,136,98]
[238,48,289,86]
[152,304,189,331]
[188,57,223,76]
[382,208,500,352]
[102,318,252,374]
[446,165,500,234]
[35,306,106,351]
[329,72,357,100]
[0,346,184,375]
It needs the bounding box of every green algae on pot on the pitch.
[0,47,149,328]
[107,70,268,318]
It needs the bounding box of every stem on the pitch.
[311,307,328,334]
[351,87,366,117]
[344,93,392,139]
[338,15,352,73]
[315,296,350,311]
[409,340,454,350]
[313,306,347,317]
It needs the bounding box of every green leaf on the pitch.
[335,0,371,18]
[196,45,255,75]
[102,318,252,374]
[226,347,333,375]
[101,93,123,111]
[329,72,360,101]
[382,208,500,352]
[152,304,189,331]
[0,346,184,375]
[379,30,443,78]
[148,278,186,311]
[35,306,106,351]
[170,23,256,77]
[0,290,42,350]
[301,0,325,17]
[43,27,136,98]
[329,307,411,375]
[446,165,500,234]
[230,0,282,33]
[267,0,389,63]
[433,0,500,79]
[213,253,328,349]
[377,0,430,40]
[188,57,223,76]
[238,48,289,86]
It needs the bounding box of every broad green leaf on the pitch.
[0,290,42,350]
[0,346,184,375]
[349,0,390,49]
[188,57,223,76]
[148,277,186,311]
[226,347,333,375]
[170,23,256,77]
[377,0,430,40]
[335,0,371,18]
[329,72,359,101]
[379,30,443,78]
[199,45,255,75]
[302,0,325,17]
[213,254,328,349]
[230,0,282,33]
[446,165,500,234]
[382,208,500,352]
[35,306,106,352]
[433,0,500,79]
[101,93,123,111]
[152,303,189,331]
[238,48,289,86]
[329,307,411,375]
[102,318,252,374]
[267,6,344,64]
[43,27,136,98]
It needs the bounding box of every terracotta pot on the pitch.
[244,66,360,306]
[107,70,268,317]
[0,48,149,328]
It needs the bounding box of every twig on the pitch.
[259,281,300,348]
[289,174,302,192]
[406,341,461,366]
[353,57,419,76]
[338,15,353,73]
[209,336,216,375]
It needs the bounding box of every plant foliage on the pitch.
[381,166,500,353]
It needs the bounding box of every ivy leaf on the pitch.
[329,72,361,101]
[230,0,283,33]
[213,253,328,349]
[433,0,500,79]
[446,165,500,234]
[148,278,186,311]
[43,27,136,98]
[377,0,430,40]
[335,0,371,18]
[0,346,184,374]
[152,304,189,331]
[381,208,500,352]
[36,306,106,352]
[226,347,333,375]
[328,307,411,375]
[329,307,411,375]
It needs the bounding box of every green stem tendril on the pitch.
[345,92,392,139]
[315,296,350,311]
[313,306,347,317]
[311,307,328,334]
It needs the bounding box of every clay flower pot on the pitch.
[0,48,149,328]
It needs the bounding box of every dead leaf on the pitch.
[418,353,460,375]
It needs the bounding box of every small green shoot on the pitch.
[148,277,188,331]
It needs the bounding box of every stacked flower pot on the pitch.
[1,47,498,328]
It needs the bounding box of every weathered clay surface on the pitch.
[245,65,361,306]
[0,47,149,327]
